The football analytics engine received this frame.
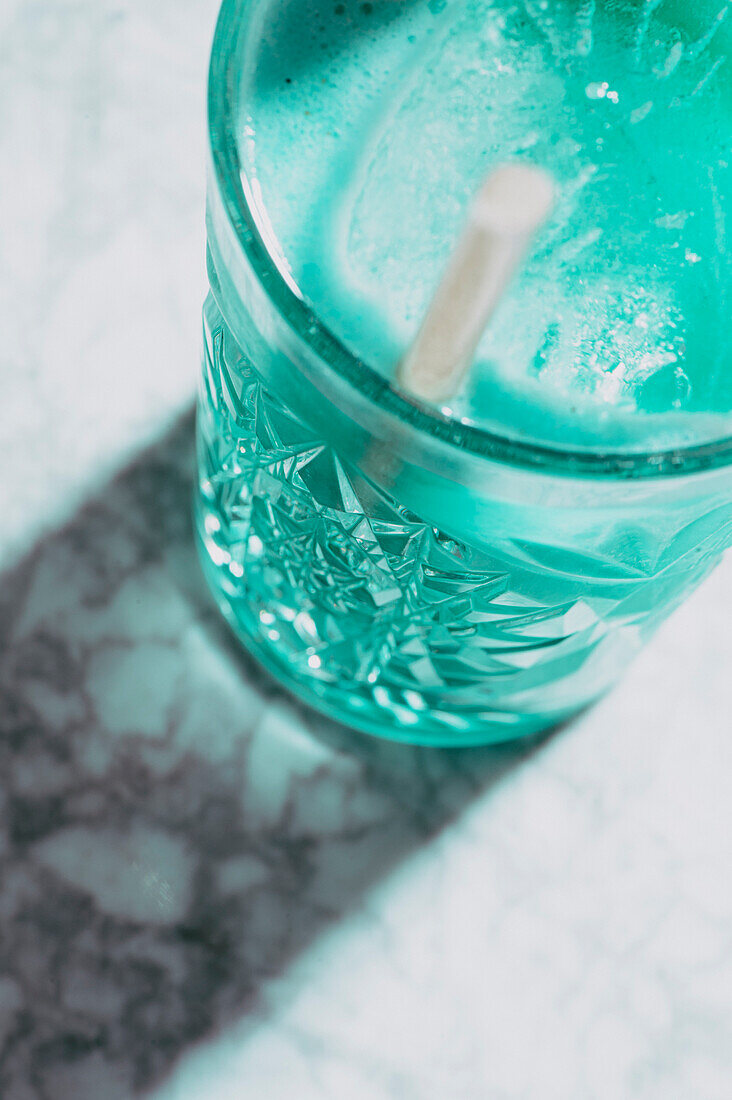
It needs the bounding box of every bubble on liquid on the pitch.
[585,81,619,102]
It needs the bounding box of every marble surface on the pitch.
[1,2,731,1098]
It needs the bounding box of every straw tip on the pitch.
[473,162,555,236]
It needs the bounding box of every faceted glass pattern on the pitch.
[196,296,732,745]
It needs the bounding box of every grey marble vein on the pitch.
[0,414,537,1099]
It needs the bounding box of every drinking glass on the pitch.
[196,0,732,745]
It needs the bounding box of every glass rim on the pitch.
[208,0,732,481]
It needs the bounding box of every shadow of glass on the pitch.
[0,410,549,1100]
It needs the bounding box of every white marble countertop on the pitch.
[1,2,731,1098]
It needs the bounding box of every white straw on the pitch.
[397,163,555,404]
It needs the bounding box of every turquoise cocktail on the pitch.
[197,0,732,745]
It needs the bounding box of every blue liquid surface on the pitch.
[240,0,732,451]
